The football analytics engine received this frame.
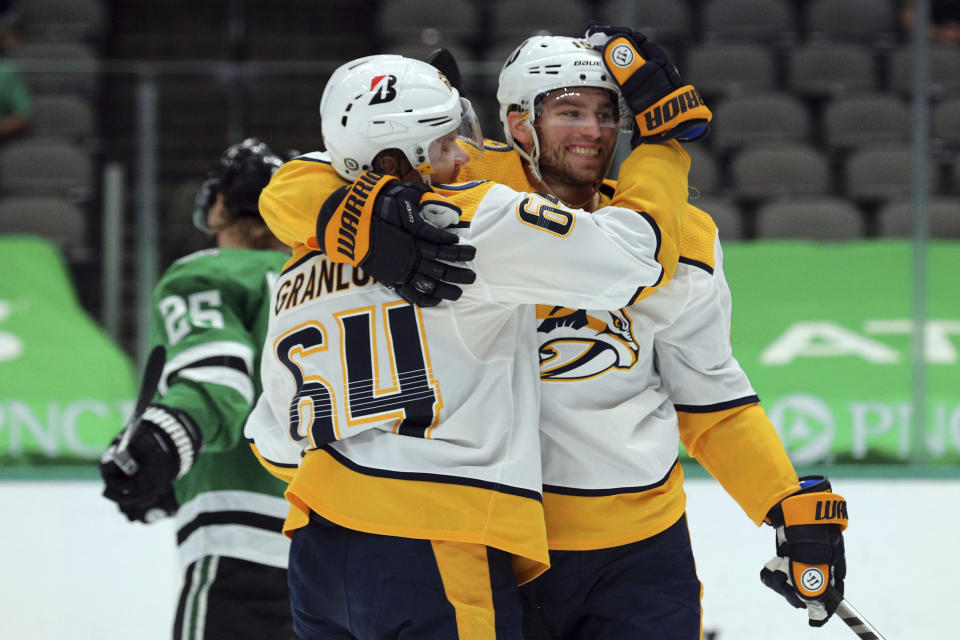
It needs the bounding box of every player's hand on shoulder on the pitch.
[585,21,711,145]
[760,475,848,627]
[317,171,477,307]
[99,405,200,523]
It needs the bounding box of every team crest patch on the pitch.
[536,306,641,380]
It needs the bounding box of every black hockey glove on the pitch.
[585,22,711,146]
[317,171,477,307]
[760,476,848,627]
[100,404,201,523]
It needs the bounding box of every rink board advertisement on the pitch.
[0,237,135,465]
[0,237,957,466]
[720,240,960,465]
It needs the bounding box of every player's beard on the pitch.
[536,134,615,192]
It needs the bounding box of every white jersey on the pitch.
[245,142,690,581]
[459,146,801,551]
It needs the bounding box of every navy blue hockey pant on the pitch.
[288,513,524,639]
[520,513,703,640]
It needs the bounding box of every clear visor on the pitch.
[450,98,483,156]
[192,177,218,232]
[532,88,631,133]
[419,98,483,183]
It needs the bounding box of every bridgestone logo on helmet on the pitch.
[369,74,398,105]
[610,44,635,68]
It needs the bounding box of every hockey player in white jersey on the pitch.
[99,139,297,640]
[325,29,850,639]
[244,53,692,640]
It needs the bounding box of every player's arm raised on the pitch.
[263,157,477,306]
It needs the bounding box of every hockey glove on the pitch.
[315,171,477,307]
[585,22,711,145]
[100,404,201,523]
[760,475,848,627]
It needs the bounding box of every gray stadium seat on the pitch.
[933,98,960,147]
[890,46,960,97]
[686,144,720,196]
[0,196,88,257]
[30,95,95,142]
[9,41,100,96]
[788,43,876,97]
[600,0,694,44]
[491,0,586,42]
[687,43,776,98]
[730,143,830,201]
[701,0,796,44]
[878,197,960,238]
[0,137,93,198]
[755,196,864,240]
[845,146,938,202]
[377,0,479,47]
[21,0,105,42]
[805,0,898,44]
[712,92,810,149]
[690,196,743,240]
[823,94,910,150]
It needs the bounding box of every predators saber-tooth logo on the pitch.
[536,305,641,380]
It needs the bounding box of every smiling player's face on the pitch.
[534,87,619,190]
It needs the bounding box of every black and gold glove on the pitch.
[315,172,476,307]
[760,475,848,627]
[586,22,711,145]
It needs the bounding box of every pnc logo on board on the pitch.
[768,393,836,464]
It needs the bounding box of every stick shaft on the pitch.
[836,599,886,640]
[113,345,167,475]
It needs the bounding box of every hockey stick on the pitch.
[113,344,167,476]
[426,47,463,94]
[836,599,887,640]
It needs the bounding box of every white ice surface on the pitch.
[1,478,954,639]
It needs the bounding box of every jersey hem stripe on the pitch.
[323,444,542,501]
[542,458,678,496]
[675,395,760,413]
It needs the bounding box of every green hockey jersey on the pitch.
[150,248,290,569]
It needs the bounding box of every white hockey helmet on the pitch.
[497,36,625,177]
[320,54,482,183]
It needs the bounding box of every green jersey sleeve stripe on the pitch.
[176,367,255,406]
[160,340,254,393]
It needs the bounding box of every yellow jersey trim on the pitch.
[679,402,799,525]
[283,447,550,584]
[542,462,687,550]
